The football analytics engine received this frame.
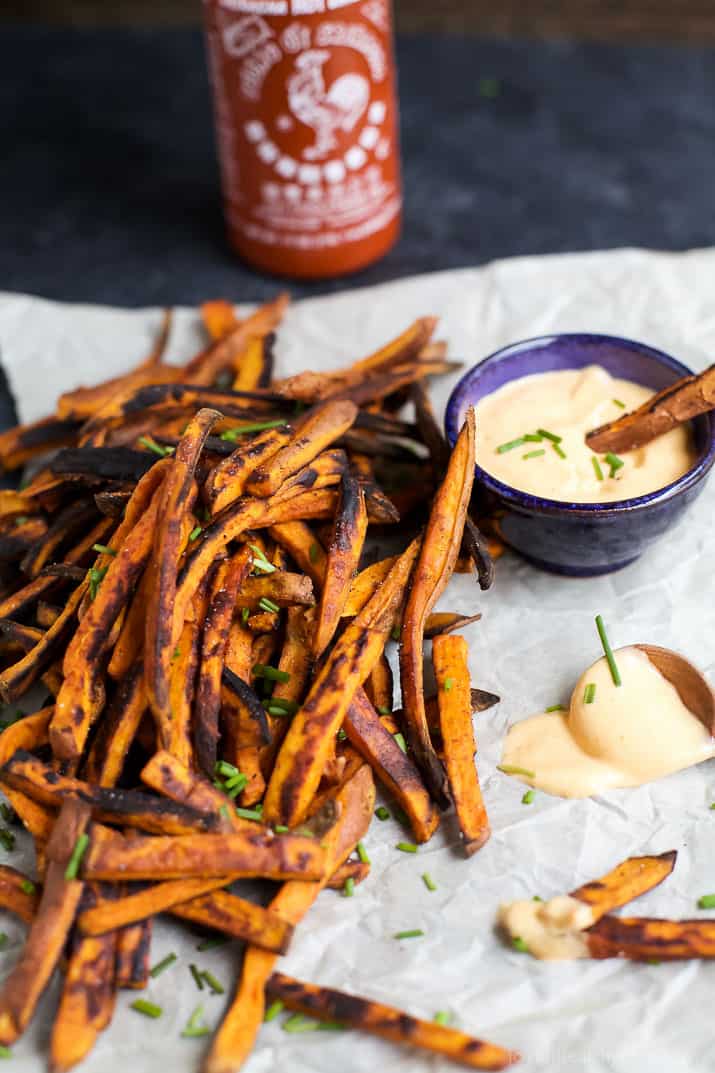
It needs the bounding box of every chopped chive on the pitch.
[375,806,390,821]
[263,697,299,716]
[551,442,567,460]
[14,516,29,526]
[264,999,285,1022]
[396,841,418,854]
[258,597,280,614]
[317,1021,346,1031]
[497,764,535,779]
[337,727,347,741]
[647,958,661,965]
[224,772,248,790]
[522,789,535,805]
[201,970,225,995]
[88,566,108,601]
[433,1010,451,1026]
[343,877,355,897]
[138,436,173,458]
[496,437,526,454]
[219,805,230,821]
[0,1046,10,1058]
[357,841,370,865]
[131,999,162,1018]
[522,449,546,460]
[390,624,401,642]
[523,433,543,443]
[536,428,562,444]
[274,825,289,834]
[0,829,14,853]
[698,894,715,909]
[591,456,604,481]
[394,929,424,940]
[235,806,263,821]
[92,543,116,556]
[240,607,250,625]
[215,760,239,778]
[443,677,454,693]
[150,952,177,978]
[422,872,437,892]
[188,526,202,542]
[283,1013,321,1033]
[308,542,320,563]
[190,963,205,989]
[20,879,35,895]
[248,543,277,574]
[595,614,621,686]
[710,803,715,810]
[64,833,89,880]
[583,683,597,704]
[532,895,543,902]
[605,452,624,478]
[181,1004,210,1038]
[196,936,228,951]
[253,664,290,683]
[612,398,626,409]
[393,732,407,754]
[512,937,529,953]
[0,933,7,949]
[545,704,565,712]
[377,706,392,716]
[220,419,288,441]
[172,645,181,661]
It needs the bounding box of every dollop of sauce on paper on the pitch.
[501,646,714,798]
[474,366,695,502]
[498,896,594,960]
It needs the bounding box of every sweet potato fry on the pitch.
[115,919,152,989]
[234,334,274,391]
[572,850,677,921]
[79,876,230,935]
[84,664,147,787]
[83,824,327,882]
[313,470,367,656]
[364,653,393,714]
[166,571,212,766]
[201,300,240,342]
[239,571,315,610]
[340,555,398,617]
[433,634,489,854]
[170,889,294,953]
[140,749,250,834]
[326,857,371,891]
[400,409,476,804]
[0,415,80,471]
[204,424,292,515]
[263,537,420,827]
[184,293,288,385]
[586,914,715,960]
[425,612,482,638]
[266,973,518,1071]
[0,865,41,925]
[267,522,326,587]
[0,799,91,1045]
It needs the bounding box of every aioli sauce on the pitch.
[474,366,695,502]
[501,646,714,798]
[498,896,593,960]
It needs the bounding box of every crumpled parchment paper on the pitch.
[0,247,713,1073]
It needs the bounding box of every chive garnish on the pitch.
[422,872,437,892]
[220,419,288,441]
[595,614,621,686]
[496,437,526,454]
[282,1013,321,1033]
[343,877,355,897]
[612,398,626,409]
[583,683,597,704]
[443,677,454,692]
[710,803,715,810]
[219,805,230,821]
[523,433,543,443]
[308,542,320,563]
[396,841,418,854]
[337,728,347,741]
[433,1011,451,1026]
[545,704,564,712]
[592,456,604,481]
[522,790,535,805]
[92,543,116,556]
[188,526,202,542]
[532,895,543,902]
[357,841,370,865]
[0,829,14,853]
[264,999,285,1022]
[390,624,401,642]
[248,544,277,574]
[20,879,35,895]
[394,929,423,940]
[393,732,407,754]
[0,1045,11,1058]
[253,664,290,683]
[522,449,546,460]
[64,833,89,880]
[196,936,228,951]
[138,436,173,458]
[551,442,567,460]
[512,937,529,953]
[375,806,390,821]
[537,428,562,443]
[274,825,289,834]
[88,566,108,601]
[263,697,299,716]
[181,1004,210,1038]
[258,597,280,614]
[190,963,205,989]
[131,999,162,1018]
[605,452,624,478]
[377,706,391,716]
[150,952,177,978]
[698,894,715,909]
[240,607,250,625]
[201,970,225,995]
[215,761,239,778]
[235,806,263,821]
[0,933,7,949]
[497,764,535,778]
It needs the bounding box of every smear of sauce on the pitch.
[474,366,695,502]
[498,896,593,960]
[501,646,714,798]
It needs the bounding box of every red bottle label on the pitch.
[204,0,402,273]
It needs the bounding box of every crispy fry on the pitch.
[326,857,371,890]
[586,914,715,960]
[0,865,41,924]
[78,877,228,935]
[313,470,367,656]
[400,409,476,804]
[340,555,397,617]
[424,612,482,638]
[115,920,152,989]
[167,571,212,767]
[266,973,517,1070]
[84,664,147,787]
[0,415,80,471]
[201,300,240,342]
[204,424,292,515]
[572,850,677,921]
[234,334,274,391]
[433,634,489,854]
[263,538,420,827]
[364,653,393,714]
[170,889,294,953]
[0,799,91,1045]
[140,749,250,834]
[239,571,315,609]
[267,522,326,587]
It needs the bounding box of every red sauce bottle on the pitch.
[203,0,402,280]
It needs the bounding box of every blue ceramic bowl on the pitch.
[444,333,715,576]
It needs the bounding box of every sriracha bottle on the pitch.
[203,0,402,279]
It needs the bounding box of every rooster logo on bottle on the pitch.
[287,49,369,161]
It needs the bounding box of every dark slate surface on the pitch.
[2,25,715,311]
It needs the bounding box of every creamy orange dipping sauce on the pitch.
[474,366,695,502]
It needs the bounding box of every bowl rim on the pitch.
[444,331,715,516]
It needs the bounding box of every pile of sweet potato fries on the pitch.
[0,296,516,1071]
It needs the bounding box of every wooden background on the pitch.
[4,0,715,41]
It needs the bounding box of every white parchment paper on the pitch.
[0,247,714,1073]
